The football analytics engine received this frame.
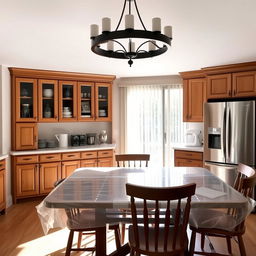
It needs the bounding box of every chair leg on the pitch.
[238,235,246,256]
[65,230,74,256]
[189,230,196,256]
[226,236,232,254]
[113,225,122,249]
[121,223,126,244]
[77,231,83,248]
[201,233,205,250]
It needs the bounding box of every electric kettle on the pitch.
[55,134,69,148]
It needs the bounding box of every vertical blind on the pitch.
[124,84,185,167]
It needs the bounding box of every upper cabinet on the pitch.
[95,83,112,122]
[38,79,58,122]
[78,82,95,121]
[59,81,78,122]
[15,78,38,122]
[180,70,206,122]
[203,62,256,100]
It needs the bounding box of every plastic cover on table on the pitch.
[35,167,256,234]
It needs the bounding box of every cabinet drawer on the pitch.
[39,154,61,162]
[16,155,39,164]
[81,151,97,159]
[175,158,203,167]
[62,152,81,161]
[0,160,5,170]
[175,150,203,160]
[98,150,113,158]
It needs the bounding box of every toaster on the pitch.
[185,129,202,147]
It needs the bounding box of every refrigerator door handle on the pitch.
[222,106,227,160]
[225,106,230,161]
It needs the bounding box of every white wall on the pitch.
[0,65,12,207]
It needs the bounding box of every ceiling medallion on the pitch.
[90,0,172,67]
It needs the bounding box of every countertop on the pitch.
[0,154,8,160]
[10,144,116,156]
[172,143,203,152]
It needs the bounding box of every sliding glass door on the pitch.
[125,84,185,167]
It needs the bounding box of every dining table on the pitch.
[36,166,254,256]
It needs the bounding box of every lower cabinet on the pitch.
[40,162,61,194]
[61,160,80,178]
[174,150,203,167]
[12,149,114,202]
[0,159,6,214]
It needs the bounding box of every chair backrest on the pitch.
[234,163,255,195]
[240,174,256,198]
[126,183,196,254]
[116,154,150,167]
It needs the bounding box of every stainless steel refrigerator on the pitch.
[204,100,255,185]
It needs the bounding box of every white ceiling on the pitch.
[1,0,256,77]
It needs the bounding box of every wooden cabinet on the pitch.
[39,162,61,194]
[232,71,256,97]
[59,81,78,122]
[80,149,113,167]
[174,150,203,167]
[16,164,39,197]
[38,79,58,122]
[0,159,6,214]
[15,78,38,122]
[207,74,232,99]
[61,160,81,178]
[98,157,113,167]
[78,82,95,121]
[95,83,112,121]
[207,71,256,99]
[81,159,98,167]
[15,123,38,150]
[183,78,206,122]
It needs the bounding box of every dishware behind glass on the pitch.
[43,89,53,97]
[21,104,30,118]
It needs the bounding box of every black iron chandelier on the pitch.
[90,0,172,67]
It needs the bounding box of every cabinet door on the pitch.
[174,158,203,167]
[95,83,112,122]
[232,71,256,97]
[97,157,113,167]
[16,164,39,197]
[59,81,77,122]
[38,79,58,122]
[15,78,37,122]
[207,74,232,99]
[78,82,95,121]
[184,79,205,122]
[0,169,5,212]
[15,123,38,150]
[40,162,61,194]
[61,160,80,178]
[81,159,98,167]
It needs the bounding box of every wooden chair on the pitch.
[116,154,150,167]
[189,163,256,256]
[54,179,122,256]
[114,154,150,244]
[126,182,196,256]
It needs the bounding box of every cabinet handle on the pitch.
[23,158,32,161]
[102,152,109,155]
[86,153,93,156]
[46,156,54,159]
[67,155,76,157]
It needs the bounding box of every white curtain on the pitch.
[120,83,185,167]
[126,85,164,167]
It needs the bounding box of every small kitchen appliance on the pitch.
[71,135,80,146]
[55,134,69,148]
[86,133,96,145]
[185,129,202,147]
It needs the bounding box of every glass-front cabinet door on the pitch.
[78,82,95,121]
[15,78,37,122]
[95,83,112,121]
[59,81,77,122]
[38,79,58,122]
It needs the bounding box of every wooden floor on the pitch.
[0,200,256,256]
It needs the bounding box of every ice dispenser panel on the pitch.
[208,127,221,149]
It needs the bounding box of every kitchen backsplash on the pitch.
[38,122,112,144]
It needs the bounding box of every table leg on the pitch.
[96,226,107,256]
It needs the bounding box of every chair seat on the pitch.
[128,225,188,253]
[189,208,240,231]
